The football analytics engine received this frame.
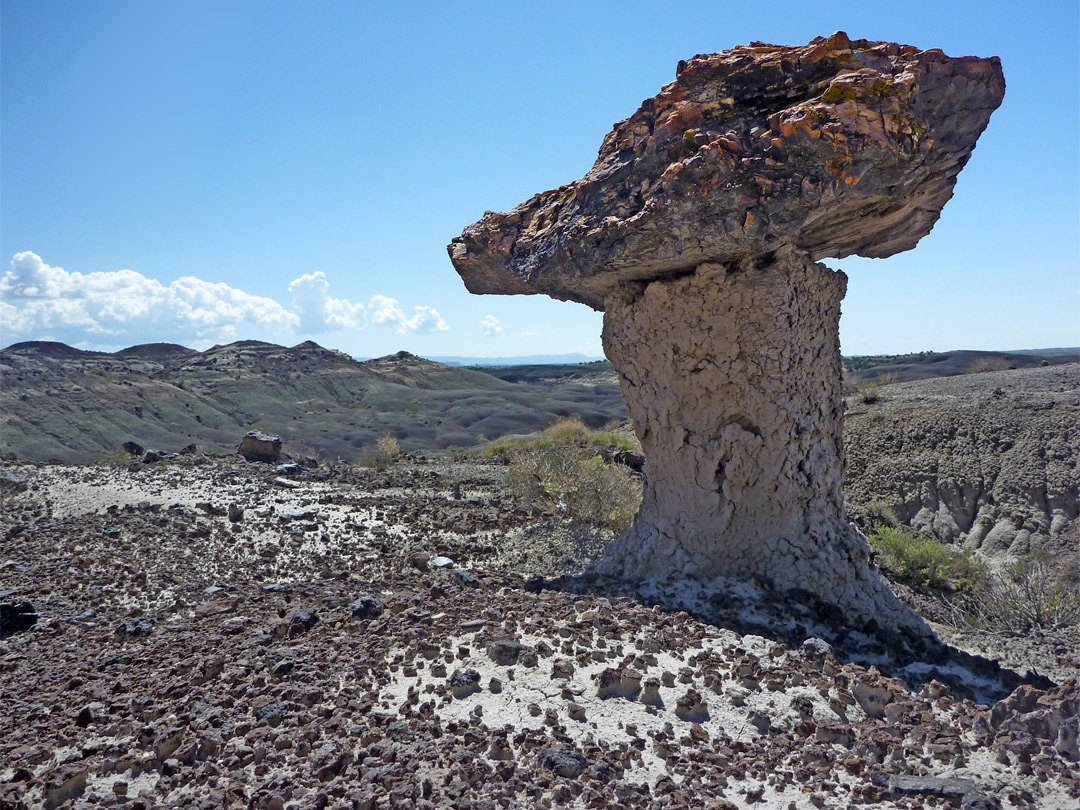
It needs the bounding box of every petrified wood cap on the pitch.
[448,32,1004,310]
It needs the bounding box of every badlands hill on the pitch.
[0,341,624,464]
[1,339,1071,467]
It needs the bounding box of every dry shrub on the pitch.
[354,433,402,470]
[962,556,1080,631]
[857,381,882,404]
[876,371,900,385]
[544,416,591,444]
[507,444,641,533]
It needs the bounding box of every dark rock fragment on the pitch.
[288,608,320,636]
[114,617,155,639]
[454,569,480,588]
[0,601,38,638]
[538,749,587,778]
[120,441,144,457]
[351,596,384,620]
[487,638,523,666]
[801,637,832,660]
[449,668,481,698]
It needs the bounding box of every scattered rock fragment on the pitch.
[487,638,523,665]
[113,617,155,639]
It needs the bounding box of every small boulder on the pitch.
[288,609,320,637]
[351,596,384,620]
[487,639,523,666]
[239,430,282,463]
[142,449,164,463]
[449,668,481,698]
[538,749,587,778]
[120,441,144,457]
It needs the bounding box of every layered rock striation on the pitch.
[449,33,1004,632]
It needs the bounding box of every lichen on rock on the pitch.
[448,32,1005,633]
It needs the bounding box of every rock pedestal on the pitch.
[598,251,911,626]
[447,34,1005,633]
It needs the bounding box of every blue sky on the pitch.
[2,0,1077,358]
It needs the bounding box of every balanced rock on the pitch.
[448,33,1004,633]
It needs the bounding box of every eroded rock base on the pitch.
[597,251,925,633]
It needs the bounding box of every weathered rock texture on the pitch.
[449,33,1005,632]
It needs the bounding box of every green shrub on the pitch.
[477,416,636,462]
[507,444,641,533]
[868,526,984,591]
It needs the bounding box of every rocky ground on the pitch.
[2,455,1079,809]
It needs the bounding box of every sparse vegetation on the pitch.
[842,351,934,373]
[961,555,1080,631]
[856,380,882,404]
[377,434,401,464]
[476,416,636,462]
[506,443,641,533]
[868,526,984,591]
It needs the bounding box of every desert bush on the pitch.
[353,433,402,470]
[507,444,641,532]
[868,526,984,591]
[856,381,882,404]
[855,500,901,533]
[478,415,636,462]
[544,416,591,444]
[876,371,900,385]
[961,555,1080,631]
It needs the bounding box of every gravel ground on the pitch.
[1,456,1078,809]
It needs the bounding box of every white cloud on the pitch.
[0,251,448,348]
[481,315,501,337]
[369,294,448,334]
[288,271,366,333]
[1,252,298,344]
[521,330,538,337]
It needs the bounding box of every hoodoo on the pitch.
[448,33,1005,632]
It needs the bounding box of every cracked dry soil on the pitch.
[1,455,1078,810]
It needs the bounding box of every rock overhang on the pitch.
[447,32,1005,310]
